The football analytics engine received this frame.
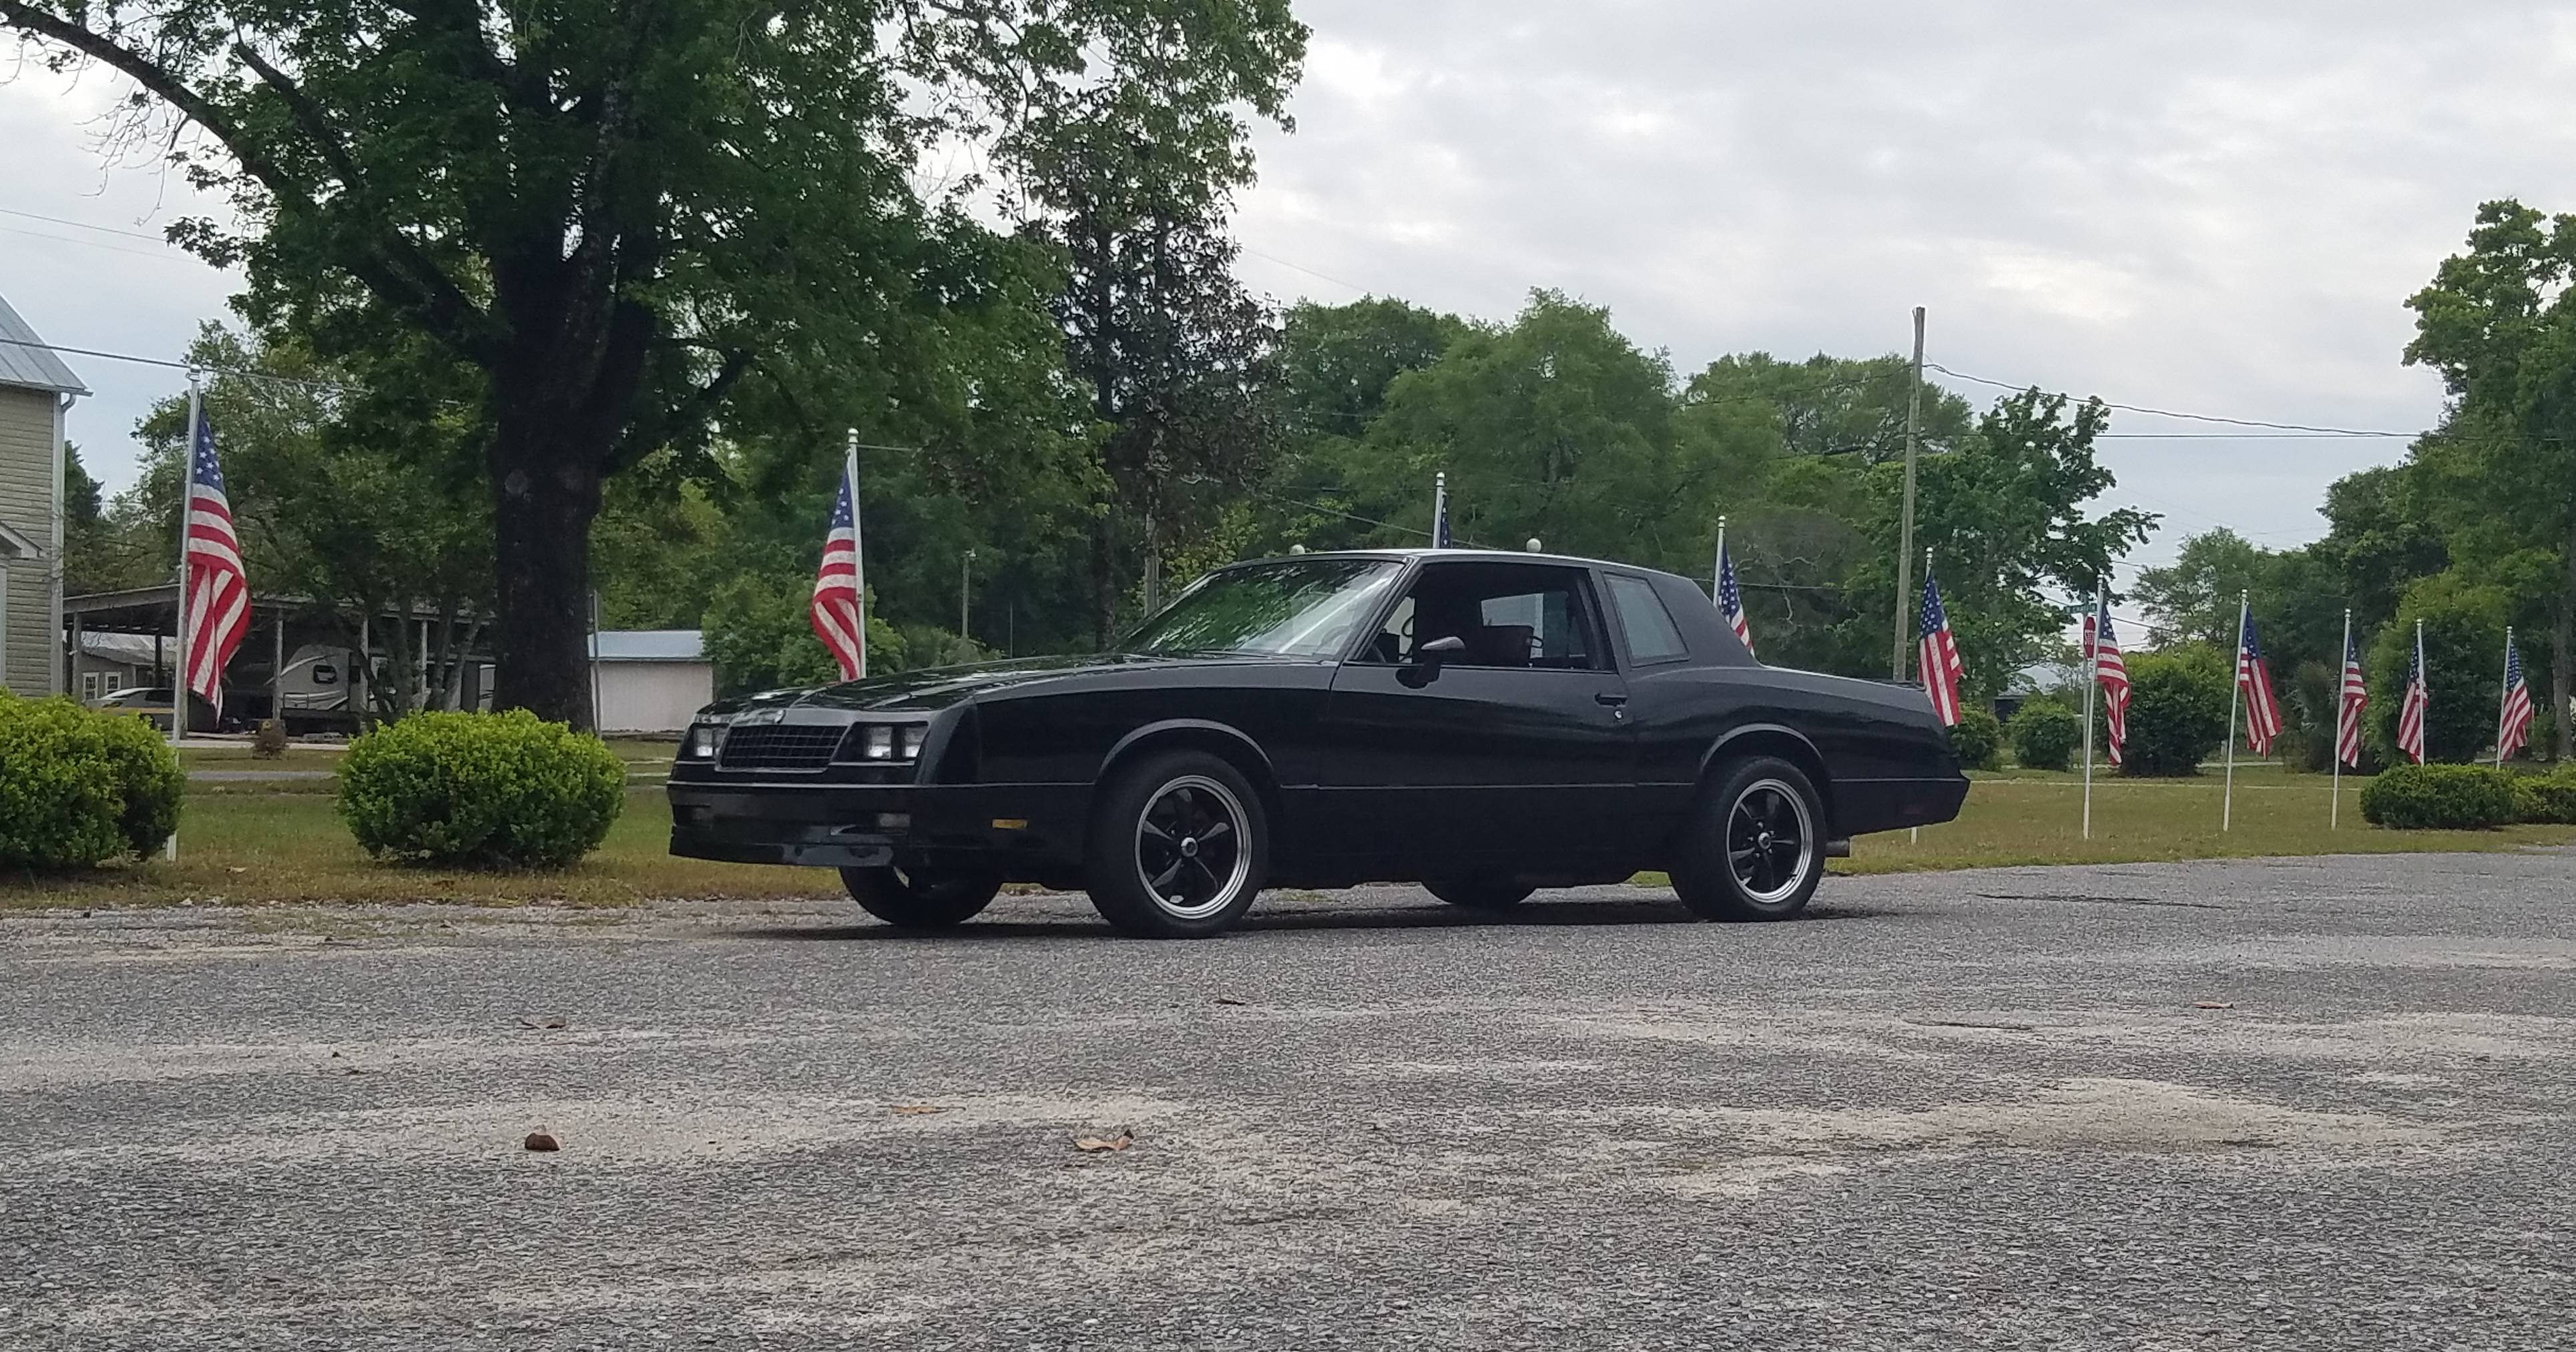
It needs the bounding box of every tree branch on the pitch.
[228,39,499,362]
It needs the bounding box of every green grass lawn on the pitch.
[0,788,840,910]
[1838,760,2576,875]
[7,760,2567,912]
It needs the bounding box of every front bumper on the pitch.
[666,780,1089,873]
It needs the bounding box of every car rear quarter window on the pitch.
[1605,573,1689,664]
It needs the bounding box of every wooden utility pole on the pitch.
[1892,306,1926,679]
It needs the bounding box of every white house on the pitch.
[0,292,83,699]
[591,629,714,735]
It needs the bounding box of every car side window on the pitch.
[1605,573,1690,664]
[1360,562,1606,671]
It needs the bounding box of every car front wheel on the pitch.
[840,862,1003,929]
[1669,755,1826,922]
[1084,750,1269,938]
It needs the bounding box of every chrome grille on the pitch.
[716,723,847,771]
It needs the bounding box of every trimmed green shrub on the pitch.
[0,693,184,870]
[338,710,625,868]
[2509,769,2576,825]
[2115,645,2231,777]
[2360,763,2516,831]
[1946,706,2003,771]
[2008,701,2081,772]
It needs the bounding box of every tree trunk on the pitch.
[488,414,604,729]
[1089,511,1116,651]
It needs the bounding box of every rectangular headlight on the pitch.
[689,725,726,759]
[861,723,896,760]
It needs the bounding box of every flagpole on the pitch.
[167,376,202,861]
[2499,626,2515,769]
[1433,472,1448,547]
[1913,546,1931,845]
[845,428,866,680]
[1713,515,1727,599]
[2332,608,2350,829]
[2222,592,2246,831]
[2081,587,2098,842]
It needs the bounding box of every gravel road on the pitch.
[6,852,2575,1349]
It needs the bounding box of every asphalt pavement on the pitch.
[6,852,2575,1349]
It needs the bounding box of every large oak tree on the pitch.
[2,0,1303,724]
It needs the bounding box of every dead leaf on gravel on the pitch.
[1212,996,1248,1006]
[2192,1001,2236,1010]
[890,1104,949,1116]
[514,1016,568,1030]
[1074,1132,1133,1153]
[524,1130,561,1152]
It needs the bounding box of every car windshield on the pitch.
[1120,559,1402,659]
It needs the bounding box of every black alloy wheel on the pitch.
[1669,755,1826,922]
[840,862,1004,929]
[1085,749,1269,938]
[1425,878,1535,912]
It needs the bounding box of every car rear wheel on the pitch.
[1084,750,1268,938]
[1425,877,1534,911]
[1669,755,1826,922]
[840,862,1003,929]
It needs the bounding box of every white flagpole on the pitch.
[2081,587,2098,842]
[1433,471,1448,547]
[845,429,866,680]
[2499,626,2515,769]
[1713,515,1727,599]
[2415,619,2426,763]
[2223,591,2244,831]
[2332,608,2350,829]
[1912,545,1931,845]
[167,377,202,861]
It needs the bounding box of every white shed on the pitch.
[590,629,714,735]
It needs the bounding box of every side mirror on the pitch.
[1402,634,1467,687]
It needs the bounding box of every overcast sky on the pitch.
[7,1,2574,583]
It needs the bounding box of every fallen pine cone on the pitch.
[523,1130,561,1152]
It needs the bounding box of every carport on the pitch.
[61,585,491,731]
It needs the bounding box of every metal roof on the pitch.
[591,629,706,663]
[0,292,87,395]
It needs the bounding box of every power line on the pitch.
[1923,361,2419,438]
[0,334,354,395]
[0,206,178,243]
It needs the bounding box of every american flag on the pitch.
[2093,598,2130,767]
[2499,631,2534,763]
[808,462,866,681]
[1916,569,1965,727]
[2396,624,2429,765]
[2336,628,2368,769]
[181,412,250,714]
[1716,540,1752,655]
[2236,608,2286,756]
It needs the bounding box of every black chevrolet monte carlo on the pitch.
[670,550,1969,938]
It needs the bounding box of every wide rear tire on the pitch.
[1669,755,1826,922]
[840,863,1003,929]
[1425,878,1534,912]
[1084,750,1269,938]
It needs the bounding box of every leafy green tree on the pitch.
[2134,529,2271,649]
[2114,645,2231,777]
[700,576,905,699]
[2404,200,2576,757]
[1009,40,1298,644]
[2368,573,2511,765]
[1842,389,2155,689]
[1680,352,1975,463]
[2,0,1304,725]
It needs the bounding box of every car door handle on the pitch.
[1594,692,1629,707]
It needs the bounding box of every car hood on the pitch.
[702,651,1270,717]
